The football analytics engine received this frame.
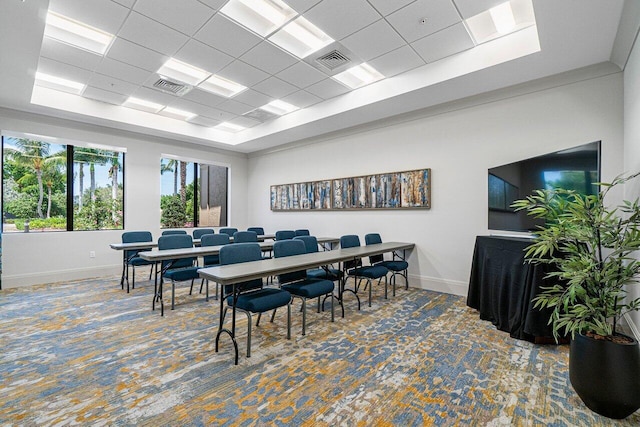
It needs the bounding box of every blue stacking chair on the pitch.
[233,230,258,243]
[340,235,389,308]
[199,233,230,298]
[274,240,335,336]
[192,228,215,239]
[295,229,310,236]
[219,227,238,236]
[162,229,187,235]
[121,231,154,293]
[294,236,343,281]
[247,227,265,235]
[219,243,292,358]
[275,230,296,240]
[365,233,409,296]
[154,234,200,316]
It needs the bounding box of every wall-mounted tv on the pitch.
[488,141,601,233]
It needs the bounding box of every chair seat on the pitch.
[227,288,292,313]
[379,260,408,271]
[348,265,388,279]
[307,267,342,280]
[164,266,200,281]
[128,256,153,266]
[282,278,334,299]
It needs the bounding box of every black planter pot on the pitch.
[570,333,640,419]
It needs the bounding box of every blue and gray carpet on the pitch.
[1,275,638,426]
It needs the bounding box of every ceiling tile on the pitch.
[452,0,506,18]
[387,0,462,42]
[132,86,179,105]
[253,77,298,99]
[166,97,223,117]
[276,62,327,89]
[305,78,350,99]
[133,0,215,36]
[281,90,323,108]
[117,12,189,57]
[411,23,474,63]
[368,45,425,77]
[217,99,254,115]
[233,89,274,108]
[341,19,406,62]
[187,115,222,127]
[286,0,322,14]
[196,0,227,10]
[174,39,234,75]
[182,87,226,107]
[36,57,93,85]
[40,37,103,72]
[304,0,382,40]
[94,57,151,86]
[367,0,418,16]
[240,42,298,75]
[218,60,269,87]
[87,73,138,96]
[195,14,262,58]
[48,0,130,34]
[82,86,127,105]
[106,37,168,72]
[229,116,261,128]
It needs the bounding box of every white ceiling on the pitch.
[0,0,635,154]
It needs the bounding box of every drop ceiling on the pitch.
[0,0,634,154]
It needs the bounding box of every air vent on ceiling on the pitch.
[315,49,351,71]
[153,78,192,96]
[243,109,279,122]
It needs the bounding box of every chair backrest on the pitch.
[200,233,229,265]
[247,227,265,235]
[365,233,384,264]
[122,231,153,259]
[294,235,319,254]
[340,235,362,270]
[275,230,296,240]
[273,240,307,284]
[193,228,215,239]
[295,229,310,236]
[158,234,195,270]
[219,227,238,236]
[219,243,264,295]
[233,230,258,243]
[162,230,187,236]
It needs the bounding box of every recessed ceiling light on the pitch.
[44,11,114,55]
[220,0,297,37]
[157,58,210,86]
[160,106,197,121]
[269,16,333,58]
[199,75,247,98]
[464,0,535,45]
[332,63,384,89]
[34,71,85,94]
[259,99,298,115]
[490,2,516,34]
[214,122,246,132]
[122,96,164,113]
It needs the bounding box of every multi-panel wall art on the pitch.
[270,169,431,211]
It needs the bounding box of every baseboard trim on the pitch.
[2,264,121,289]
[623,313,640,341]
[408,274,468,297]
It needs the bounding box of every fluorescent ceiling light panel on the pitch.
[199,75,247,98]
[259,99,298,115]
[157,58,210,86]
[34,71,85,94]
[332,63,384,89]
[214,122,246,132]
[465,0,536,44]
[44,11,114,55]
[269,16,333,58]
[221,0,297,37]
[159,106,197,121]
[122,96,164,113]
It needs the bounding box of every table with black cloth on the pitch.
[467,235,556,342]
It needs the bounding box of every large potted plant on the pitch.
[512,171,640,419]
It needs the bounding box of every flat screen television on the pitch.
[488,141,601,233]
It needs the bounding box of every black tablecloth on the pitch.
[466,236,555,342]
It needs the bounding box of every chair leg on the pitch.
[149,264,153,280]
[132,265,136,290]
[301,298,307,336]
[270,309,278,323]
[171,280,175,310]
[317,296,321,313]
[199,278,205,294]
[368,278,372,307]
[330,292,335,322]
[287,301,291,340]
[244,311,252,358]
[257,312,262,326]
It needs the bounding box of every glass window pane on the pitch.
[73,147,124,231]
[2,136,67,233]
[160,158,195,228]
[198,163,228,227]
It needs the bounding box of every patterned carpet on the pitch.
[1,274,639,426]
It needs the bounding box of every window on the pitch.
[2,134,124,232]
[160,158,228,228]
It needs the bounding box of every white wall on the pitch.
[1,110,248,288]
[247,72,624,296]
[624,36,640,332]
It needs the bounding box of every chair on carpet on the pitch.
[154,234,200,316]
[247,227,265,235]
[273,240,335,336]
[219,227,238,236]
[121,231,154,293]
[275,230,296,240]
[198,233,231,298]
[192,228,215,239]
[340,235,389,308]
[365,233,409,296]
[294,235,343,282]
[295,229,310,236]
[162,229,187,236]
[233,230,258,243]
[219,243,292,358]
